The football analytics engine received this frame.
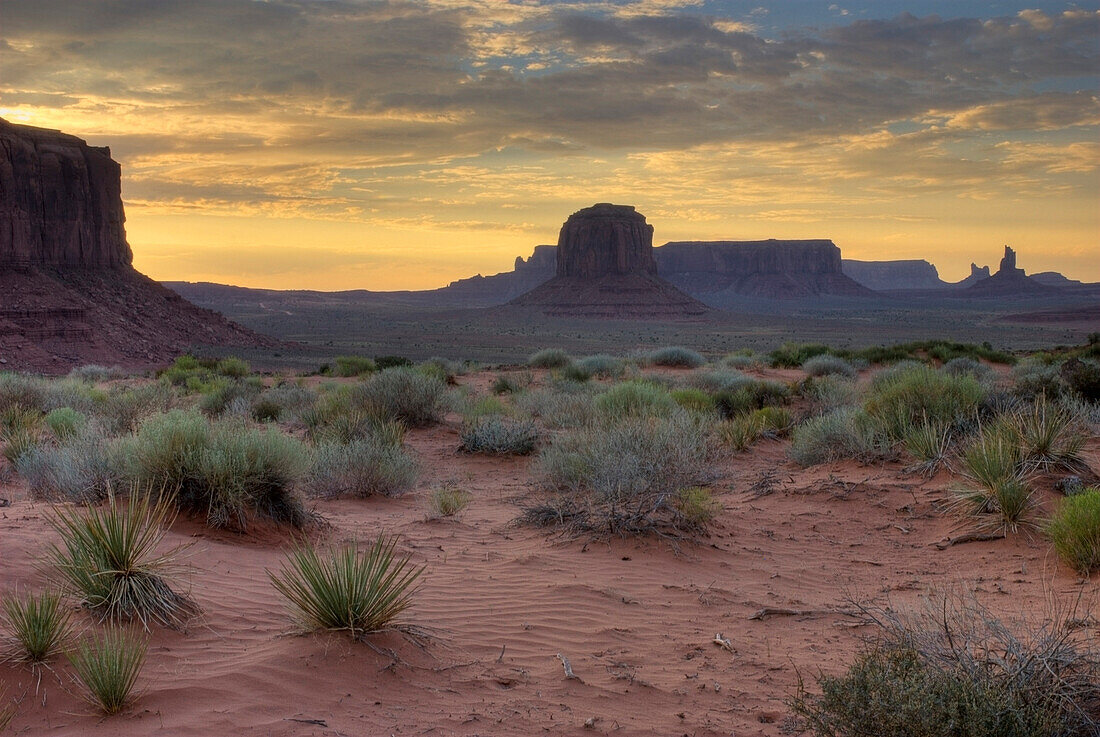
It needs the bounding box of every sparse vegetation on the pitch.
[429,485,470,518]
[67,628,147,715]
[309,437,418,498]
[269,536,424,638]
[459,417,538,455]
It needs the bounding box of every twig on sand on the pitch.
[934,532,1005,550]
[556,653,582,682]
[748,607,857,621]
[496,644,506,663]
[712,633,734,652]
[284,718,328,726]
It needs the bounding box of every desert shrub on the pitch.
[864,363,985,439]
[44,407,86,440]
[309,437,418,498]
[1046,489,1100,576]
[124,411,310,529]
[753,406,792,436]
[0,406,41,464]
[16,426,124,503]
[941,356,996,385]
[791,593,1099,737]
[717,413,764,451]
[769,342,830,368]
[689,369,755,394]
[334,355,376,377]
[46,494,197,628]
[459,417,538,455]
[575,354,624,379]
[355,367,447,428]
[802,354,857,378]
[649,346,705,368]
[670,388,715,413]
[789,407,885,467]
[256,382,317,424]
[1061,358,1100,402]
[528,348,572,369]
[375,355,412,370]
[713,379,789,418]
[530,413,713,535]
[902,419,952,477]
[215,357,250,378]
[721,352,760,369]
[458,395,508,423]
[269,535,424,638]
[250,397,282,423]
[1062,394,1100,430]
[491,375,519,395]
[1013,396,1086,471]
[595,381,678,420]
[69,365,124,383]
[429,485,470,517]
[559,362,592,382]
[514,387,597,429]
[1012,359,1066,399]
[68,628,147,715]
[1,590,72,663]
[198,378,263,417]
[954,477,1035,534]
[799,375,859,417]
[93,383,174,435]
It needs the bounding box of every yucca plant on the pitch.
[269,535,424,639]
[952,477,1035,535]
[961,423,1021,490]
[1,590,72,663]
[0,686,13,731]
[67,628,147,715]
[718,413,764,452]
[1045,489,1100,576]
[903,418,953,477]
[46,492,197,629]
[1014,395,1086,471]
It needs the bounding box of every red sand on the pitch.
[1,371,1097,736]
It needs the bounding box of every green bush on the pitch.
[309,437,418,498]
[355,367,447,428]
[802,354,857,378]
[720,353,760,369]
[799,375,858,417]
[46,494,197,628]
[789,407,885,467]
[68,628,147,715]
[717,413,764,451]
[124,411,311,529]
[1012,359,1065,399]
[530,413,713,535]
[215,357,250,378]
[334,355,376,377]
[1060,358,1100,402]
[528,348,572,369]
[713,379,789,418]
[93,383,174,435]
[429,485,470,517]
[574,354,624,379]
[269,535,424,638]
[769,342,830,368]
[961,423,1022,490]
[648,346,705,368]
[459,417,538,455]
[595,381,678,420]
[44,407,86,440]
[753,406,792,436]
[198,378,263,417]
[374,355,412,370]
[491,375,519,395]
[670,388,715,413]
[674,487,721,527]
[864,363,985,439]
[1046,489,1100,576]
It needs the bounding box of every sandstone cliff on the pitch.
[842,259,945,291]
[964,245,1052,296]
[511,204,708,318]
[0,117,271,372]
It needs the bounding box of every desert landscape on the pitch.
[2,2,1099,735]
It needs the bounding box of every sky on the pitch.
[1,0,1098,290]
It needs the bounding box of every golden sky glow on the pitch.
[2,0,1098,289]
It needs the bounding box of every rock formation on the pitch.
[510,204,708,318]
[953,263,991,288]
[841,259,945,291]
[656,240,873,300]
[964,245,1052,296]
[0,117,270,372]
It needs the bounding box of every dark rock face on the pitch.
[0,118,132,268]
[556,204,657,279]
[511,204,708,318]
[952,263,991,288]
[656,240,872,299]
[842,259,944,291]
[964,245,1052,296]
[0,117,270,372]
[999,245,1023,275]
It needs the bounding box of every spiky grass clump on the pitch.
[528,348,572,369]
[46,493,197,629]
[674,487,721,528]
[595,381,678,420]
[802,354,857,378]
[269,536,424,638]
[1046,489,1100,576]
[670,388,715,414]
[67,628,147,715]
[334,355,376,377]
[309,437,418,498]
[864,363,985,440]
[429,485,470,518]
[718,413,764,451]
[648,346,705,368]
[961,423,1022,490]
[459,417,538,456]
[955,423,1034,533]
[903,419,953,477]
[0,688,12,731]
[44,407,86,441]
[1013,396,1086,471]
[1,590,72,663]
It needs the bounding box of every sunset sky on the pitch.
[2,0,1097,290]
